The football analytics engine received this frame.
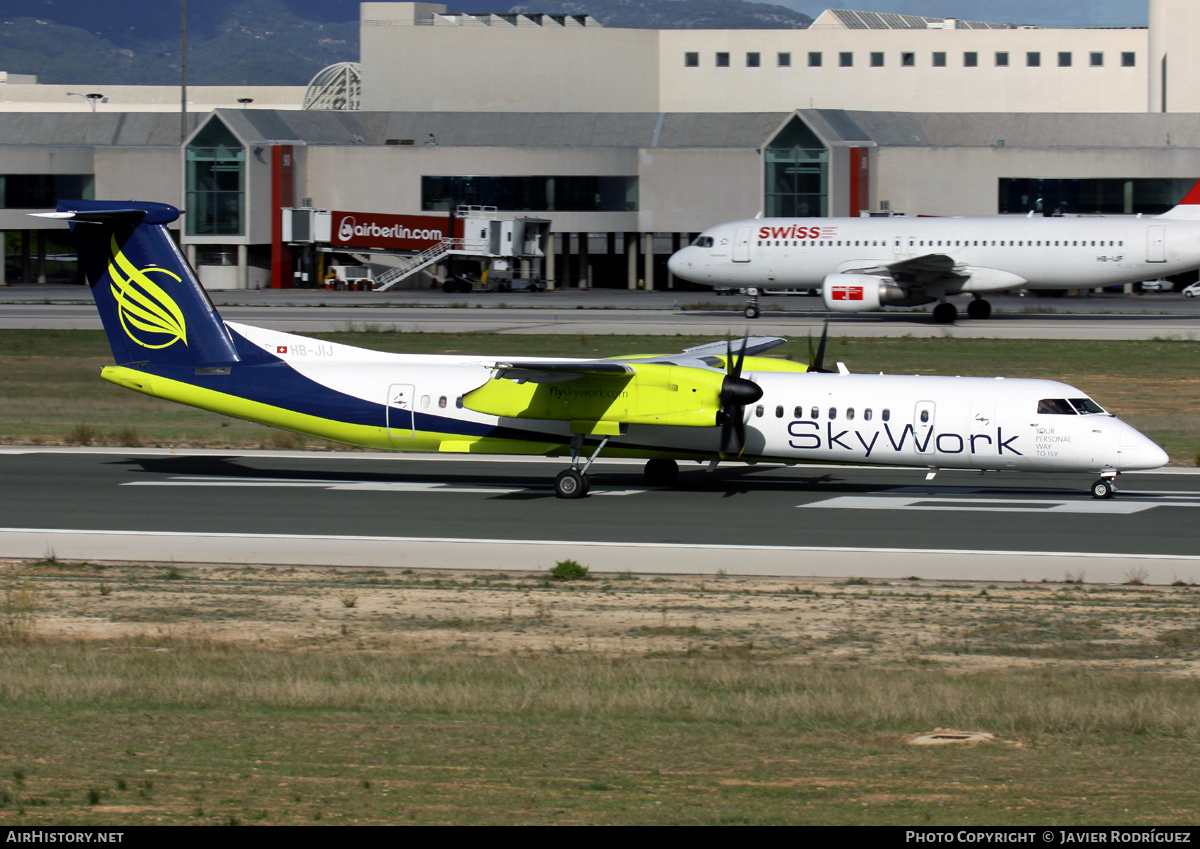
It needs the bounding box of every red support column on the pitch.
[271,145,294,289]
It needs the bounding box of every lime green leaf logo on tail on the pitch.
[107,236,187,349]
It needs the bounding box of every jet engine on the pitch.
[821,273,910,312]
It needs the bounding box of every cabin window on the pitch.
[828,408,837,420]
[776,405,784,418]
[846,408,855,420]
[882,409,891,422]
[1070,398,1106,415]
[811,407,819,419]
[438,396,447,409]
[755,405,764,417]
[794,406,804,418]
[864,409,873,421]
[456,396,464,409]
[421,395,430,408]
[920,410,930,423]
[1037,399,1076,415]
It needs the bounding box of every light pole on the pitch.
[181,0,188,142]
[66,92,105,112]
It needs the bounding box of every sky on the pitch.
[783,1,1148,27]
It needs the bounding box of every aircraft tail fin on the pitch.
[1157,179,1200,219]
[47,200,240,368]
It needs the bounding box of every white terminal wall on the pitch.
[360,3,659,113]
[657,29,1148,114]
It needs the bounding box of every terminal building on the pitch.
[3,0,1200,289]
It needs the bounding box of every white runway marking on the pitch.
[123,476,645,496]
[802,495,1200,514]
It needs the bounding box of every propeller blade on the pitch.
[809,317,831,373]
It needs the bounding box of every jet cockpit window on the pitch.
[691,236,714,248]
[1070,398,1107,415]
[1037,399,1076,415]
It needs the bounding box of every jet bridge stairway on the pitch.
[371,238,475,291]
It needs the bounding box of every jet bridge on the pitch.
[283,205,550,291]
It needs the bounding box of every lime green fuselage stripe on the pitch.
[100,364,720,460]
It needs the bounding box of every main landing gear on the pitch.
[553,443,681,498]
[554,433,608,498]
[967,296,992,320]
[933,297,992,324]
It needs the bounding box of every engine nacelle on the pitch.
[821,273,908,312]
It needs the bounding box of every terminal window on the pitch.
[716,52,729,67]
[747,52,760,67]
[998,177,1196,215]
[932,52,946,67]
[1027,52,1041,67]
[0,174,93,208]
[684,52,698,67]
[1090,52,1104,67]
[778,52,791,67]
[185,119,244,236]
[870,52,884,67]
[1058,52,1072,67]
[422,176,638,213]
[839,52,852,67]
[963,52,978,67]
[808,52,822,67]
[1122,52,1136,67]
[995,52,1009,66]
[901,52,915,67]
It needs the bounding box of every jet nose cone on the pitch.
[667,249,687,278]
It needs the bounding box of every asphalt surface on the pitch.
[3,449,1197,582]
[2,284,1200,339]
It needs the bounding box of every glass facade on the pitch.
[764,118,827,218]
[421,176,637,212]
[999,178,1196,215]
[0,174,93,208]
[185,120,245,236]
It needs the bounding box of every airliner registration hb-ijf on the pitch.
[41,199,1167,499]
[667,180,1200,323]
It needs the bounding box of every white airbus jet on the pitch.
[668,181,1200,323]
[45,199,1168,500]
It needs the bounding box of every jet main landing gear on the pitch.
[967,297,992,320]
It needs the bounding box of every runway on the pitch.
[3,448,1197,583]
[2,286,1199,339]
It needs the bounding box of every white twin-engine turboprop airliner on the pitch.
[44,200,1168,500]
[668,180,1200,323]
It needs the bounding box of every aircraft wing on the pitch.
[495,336,787,379]
[469,337,789,426]
[887,253,962,278]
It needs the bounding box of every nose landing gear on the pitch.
[743,288,761,320]
[1091,473,1118,499]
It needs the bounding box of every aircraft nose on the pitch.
[1117,424,1169,471]
[667,249,687,278]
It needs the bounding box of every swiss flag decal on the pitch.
[276,345,288,354]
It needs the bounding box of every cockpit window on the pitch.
[1070,398,1107,415]
[690,236,714,248]
[1037,399,1076,415]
